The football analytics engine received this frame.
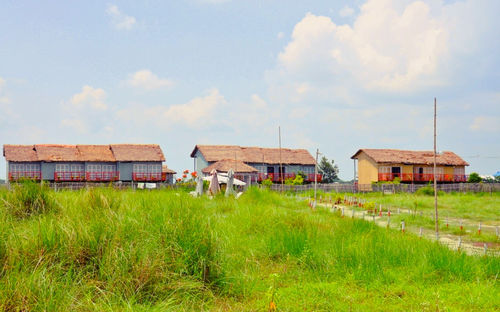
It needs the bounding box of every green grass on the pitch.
[0,184,498,311]
[335,191,500,223]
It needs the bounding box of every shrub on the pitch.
[261,178,273,186]
[292,174,304,185]
[3,180,55,218]
[415,186,444,196]
[468,172,482,183]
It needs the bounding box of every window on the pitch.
[133,163,161,180]
[56,164,70,172]
[71,164,84,172]
[149,164,161,173]
[11,163,25,172]
[102,164,116,172]
[26,163,40,172]
[133,164,148,173]
[379,166,390,173]
[9,163,40,179]
[88,164,102,172]
[454,167,465,175]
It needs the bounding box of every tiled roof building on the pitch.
[351,148,469,186]
[3,144,170,183]
[191,144,319,183]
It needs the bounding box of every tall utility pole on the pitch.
[313,148,319,210]
[434,98,439,240]
[279,126,284,193]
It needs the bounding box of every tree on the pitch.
[468,172,482,183]
[318,156,339,183]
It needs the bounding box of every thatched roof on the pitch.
[351,149,469,166]
[77,145,115,162]
[3,144,165,162]
[110,144,165,162]
[162,165,176,174]
[3,145,38,162]
[191,145,315,165]
[202,159,258,174]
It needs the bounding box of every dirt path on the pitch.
[316,202,500,257]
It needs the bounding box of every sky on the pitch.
[1,0,499,180]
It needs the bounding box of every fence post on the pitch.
[387,216,390,228]
[419,227,423,238]
[372,215,376,223]
[351,208,355,219]
[478,222,482,235]
[460,219,463,231]
[341,207,344,218]
[401,221,405,233]
[496,226,499,238]
[483,243,487,256]
[457,236,462,251]
[362,211,365,220]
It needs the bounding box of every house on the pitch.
[162,165,176,184]
[3,144,170,183]
[190,145,320,183]
[351,149,469,185]
[202,159,259,182]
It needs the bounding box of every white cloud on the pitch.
[469,116,500,132]
[127,70,173,90]
[70,85,107,110]
[60,85,109,134]
[162,89,224,127]
[339,5,355,17]
[116,89,226,129]
[106,4,136,30]
[276,2,449,92]
[277,32,285,40]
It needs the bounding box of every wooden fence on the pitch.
[265,183,500,194]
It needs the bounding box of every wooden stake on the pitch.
[433,97,439,240]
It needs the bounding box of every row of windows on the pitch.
[11,163,158,173]
[10,163,40,172]
[252,165,315,174]
[133,164,161,173]
[379,166,462,175]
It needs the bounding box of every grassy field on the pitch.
[0,183,498,311]
[310,189,500,243]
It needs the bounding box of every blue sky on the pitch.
[1,0,499,180]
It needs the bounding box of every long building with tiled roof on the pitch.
[3,144,171,183]
[351,148,469,185]
[190,144,320,183]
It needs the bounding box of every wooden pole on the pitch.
[314,148,319,209]
[279,126,284,193]
[434,97,439,240]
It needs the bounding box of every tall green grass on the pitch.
[0,186,498,311]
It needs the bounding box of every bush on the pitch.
[415,186,444,196]
[3,180,55,218]
[468,172,482,183]
[261,178,273,186]
[292,174,304,185]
